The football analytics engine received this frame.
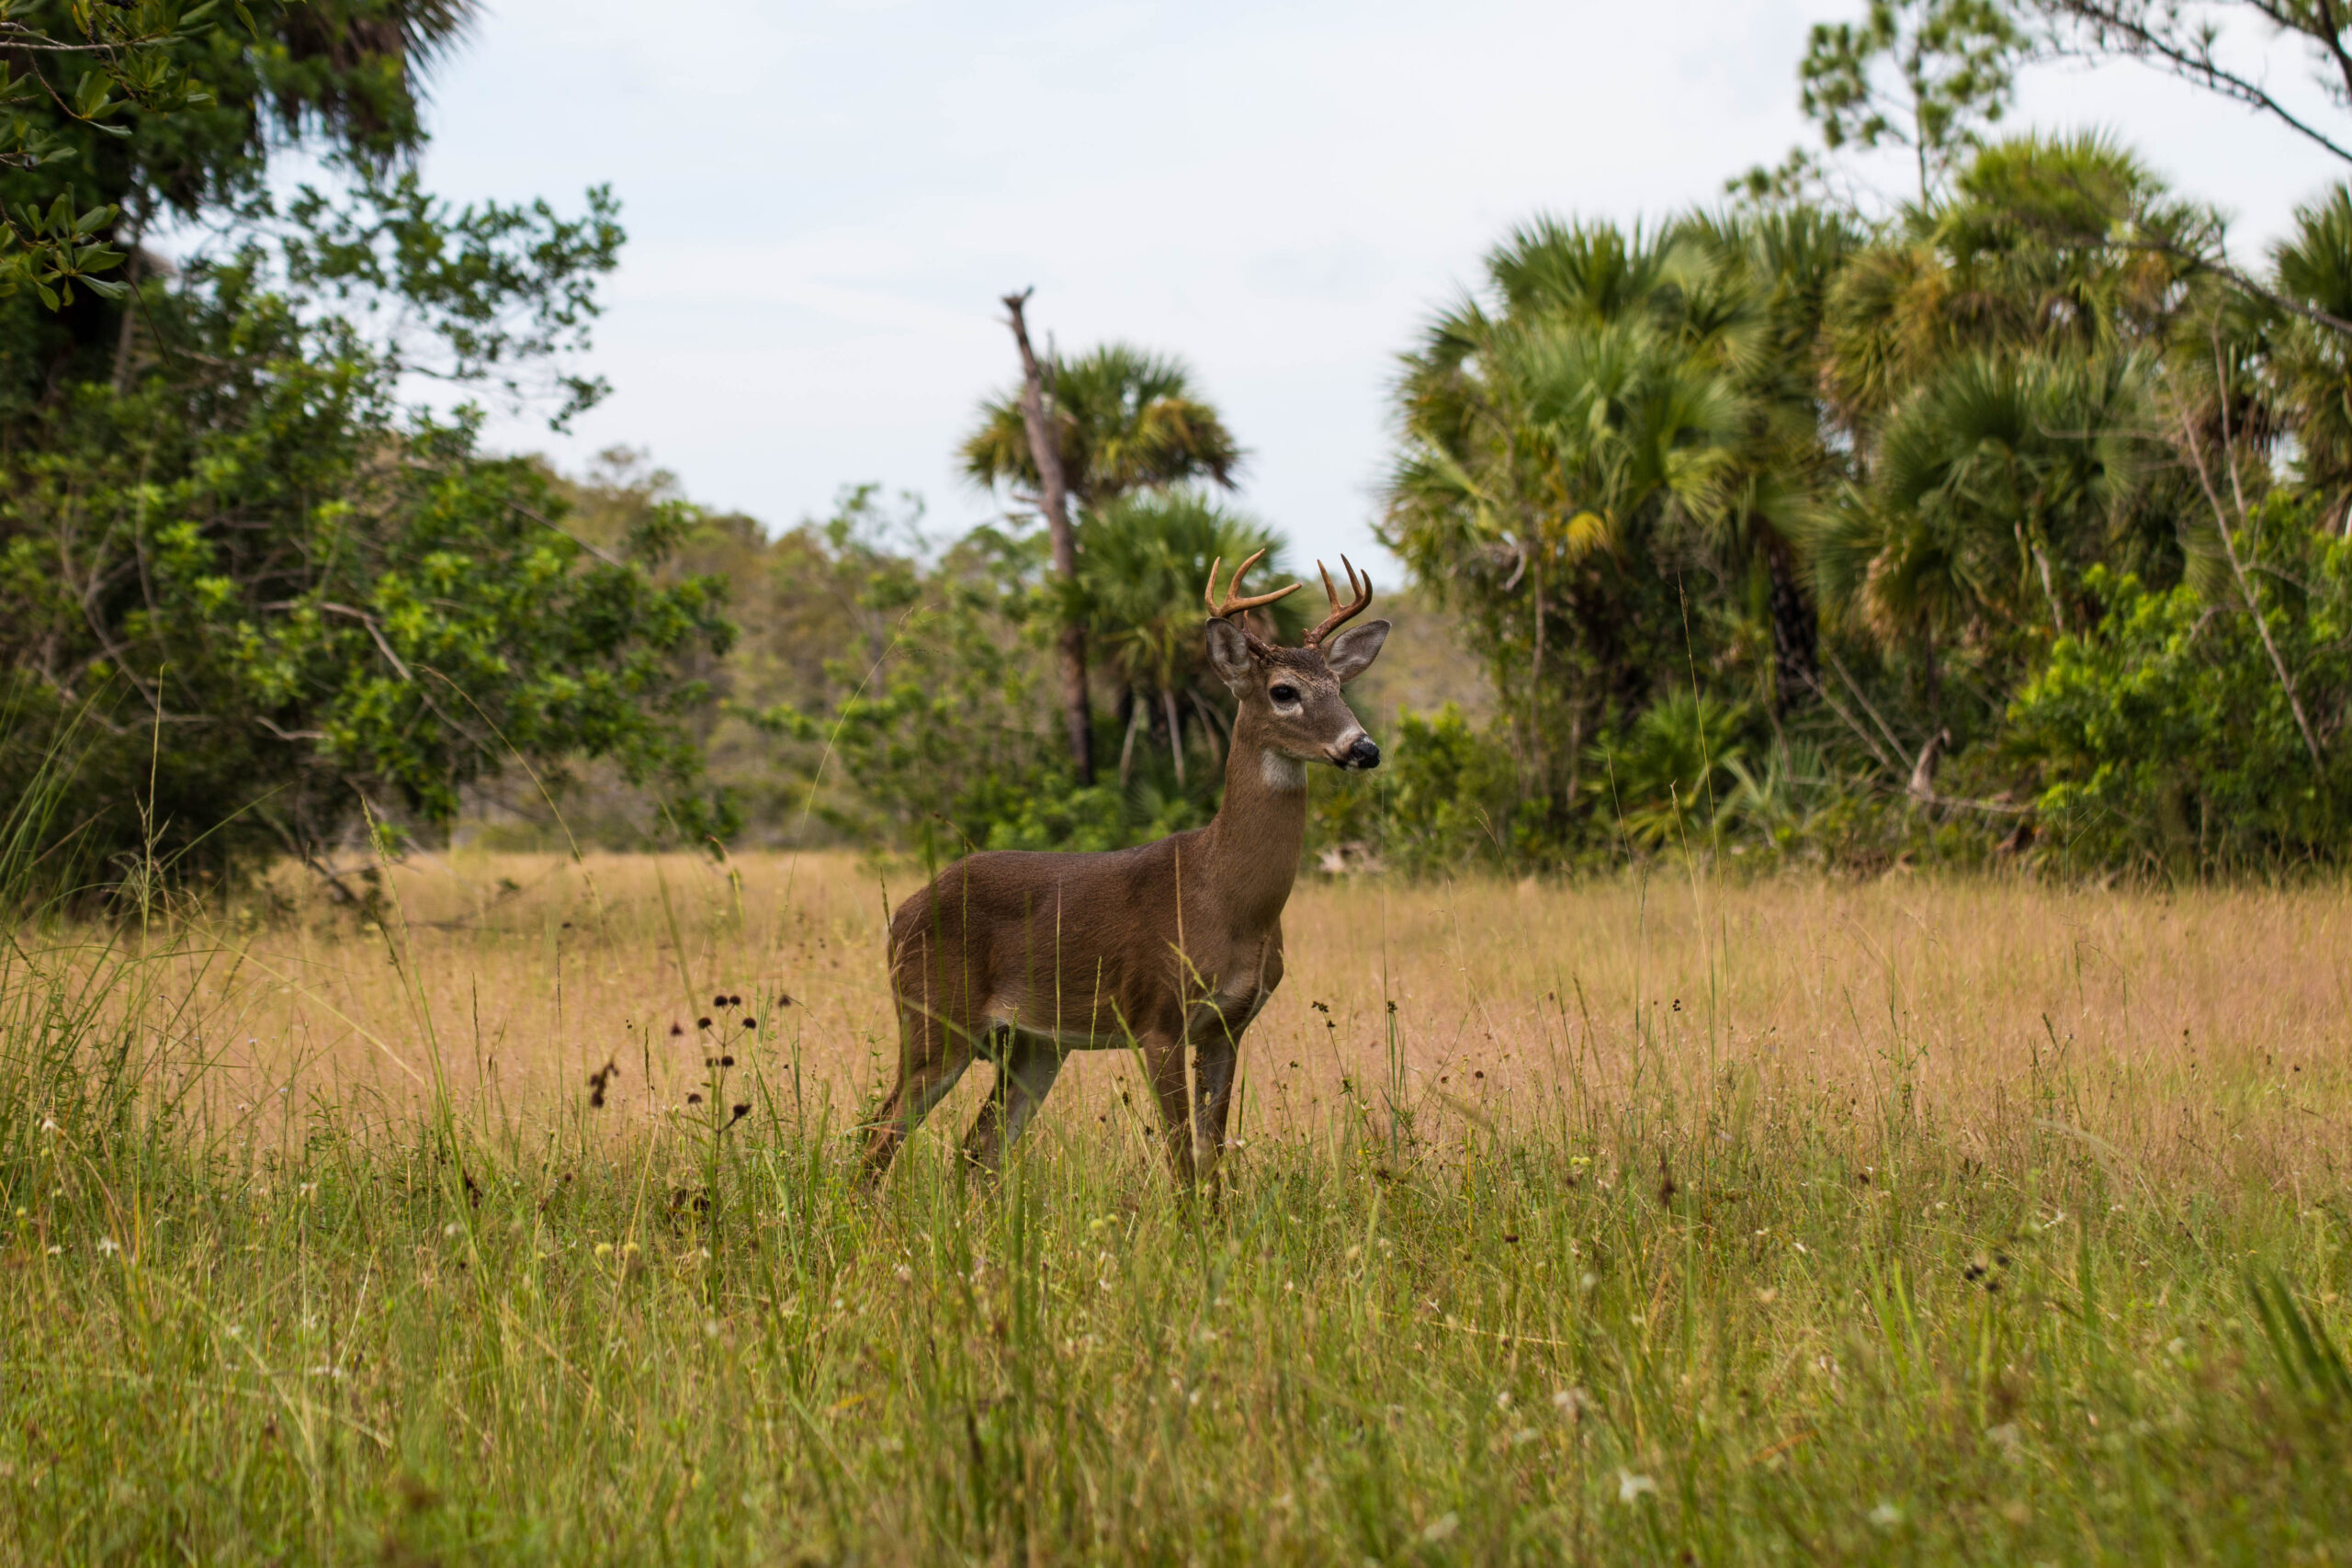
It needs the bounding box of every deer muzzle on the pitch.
[1337,736,1381,771]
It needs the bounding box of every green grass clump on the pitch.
[6,960,2352,1566]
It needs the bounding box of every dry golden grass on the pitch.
[169,852,2351,1190]
[18,853,2352,1562]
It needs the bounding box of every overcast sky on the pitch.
[409,1,2350,571]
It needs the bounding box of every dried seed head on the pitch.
[742,1018,757,1030]
[686,1093,704,1105]
[728,994,742,1007]
[697,1017,713,1030]
[669,1022,684,1037]
[719,1055,735,1068]
[714,993,728,1008]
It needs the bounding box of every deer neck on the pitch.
[1204,713,1307,928]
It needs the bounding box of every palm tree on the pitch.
[1672,206,1864,711]
[1810,349,2154,718]
[961,338,1247,788]
[1384,220,1747,807]
[1079,491,1299,787]
[962,344,1243,511]
[2269,185,2352,506]
[1805,133,2212,735]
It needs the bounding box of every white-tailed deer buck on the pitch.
[862,552,1390,1185]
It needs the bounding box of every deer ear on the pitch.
[1322,619,1390,683]
[1204,617,1257,690]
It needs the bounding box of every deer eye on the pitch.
[1268,684,1298,705]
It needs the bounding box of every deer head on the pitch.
[1203,550,1391,773]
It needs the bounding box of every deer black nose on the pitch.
[1346,737,1381,771]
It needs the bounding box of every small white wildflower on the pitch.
[1985,1422,2022,1455]
[894,1264,913,1283]
[96,1236,119,1256]
[1494,1390,1512,1410]
[1617,1471,1657,1505]
[443,1223,460,1239]
[2167,1337,2189,1359]
[1420,1514,1459,1542]
[1870,1501,1902,1528]
[704,1319,721,1340]
[40,1118,59,1135]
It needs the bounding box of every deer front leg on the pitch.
[1191,1030,1240,1187]
[962,1031,1065,1172]
[1142,1035,1199,1186]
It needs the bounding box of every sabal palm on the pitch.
[1671,206,1864,709]
[1821,132,2211,440]
[1808,134,2208,716]
[1388,222,1746,586]
[1079,491,1295,784]
[1810,349,2151,703]
[2270,185,2352,501]
[1386,220,1750,802]
[962,344,1243,511]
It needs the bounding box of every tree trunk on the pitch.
[1002,288,1093,784]
[1163,687,1186,788]
[1118,689,1144,788]
[1762,530,1818,716]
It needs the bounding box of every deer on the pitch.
[861,551,1390,1188]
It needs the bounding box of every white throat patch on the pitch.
[1260,750,1307,792]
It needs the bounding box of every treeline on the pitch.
[560,127,2352,881]
[1367,133,2352,878]
[11,0,2352,895]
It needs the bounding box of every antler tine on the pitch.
[1204,547,1301,620]
[1302,555,1373,647]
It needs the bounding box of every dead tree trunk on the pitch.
[1003,288,1094,784]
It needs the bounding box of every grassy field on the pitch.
[6,850,2352,1563]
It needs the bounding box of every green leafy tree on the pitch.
[2008,511,2352,870]
[0,2,729,894]
[1804,0,2024,200]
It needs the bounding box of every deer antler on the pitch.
[1302,556,1373,647]
[1204,549,1301,622]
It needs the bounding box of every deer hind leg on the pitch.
[962,1030,1065,1172]
[860,986,981,1183]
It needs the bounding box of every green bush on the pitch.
[2007,541,2352,872]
